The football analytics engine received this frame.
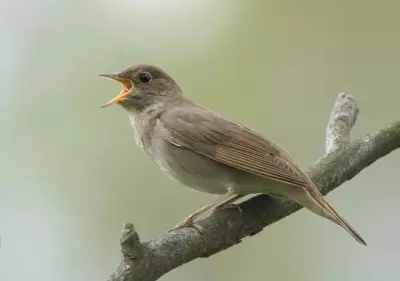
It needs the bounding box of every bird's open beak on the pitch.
[99,74,135,108]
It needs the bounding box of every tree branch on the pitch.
[325,93,359,154]
[107,93,400,281]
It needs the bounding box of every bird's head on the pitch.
[100,64,182,111]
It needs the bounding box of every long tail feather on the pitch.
[321,198,367,246]
[295,190,367,246]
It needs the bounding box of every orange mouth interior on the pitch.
[101,78,134,108]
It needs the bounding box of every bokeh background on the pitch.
[1,0,400,280]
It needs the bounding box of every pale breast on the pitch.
[128,114,145,151]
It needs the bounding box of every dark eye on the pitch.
[139,72,152,83]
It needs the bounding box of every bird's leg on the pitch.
[168,191,236,233]
[210,194,245,216]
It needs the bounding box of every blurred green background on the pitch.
[1,0,399,280]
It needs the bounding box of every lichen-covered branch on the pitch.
[107,93,400,281]
[325,93,359,154]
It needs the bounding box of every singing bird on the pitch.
[100,64,366,246]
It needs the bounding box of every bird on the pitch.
[99,64,366,246]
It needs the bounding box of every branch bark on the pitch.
[325,92,359,154]
[107,93,400,281]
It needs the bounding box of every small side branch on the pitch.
[120,223,143,259]
[325,93,359,154]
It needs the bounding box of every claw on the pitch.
[168,219,204,234]
[211,203,242,217]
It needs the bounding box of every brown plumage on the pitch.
[100,64,366,246]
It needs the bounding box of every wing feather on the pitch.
[160,105,309,188]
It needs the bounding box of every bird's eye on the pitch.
[139,72,152,83]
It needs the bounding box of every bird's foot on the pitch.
[168,218,204,234]
[211,203,242,217]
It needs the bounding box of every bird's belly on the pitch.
[149,143,235,195]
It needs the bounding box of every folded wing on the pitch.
[160,105,309,189]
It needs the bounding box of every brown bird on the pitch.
[100,64,366,246]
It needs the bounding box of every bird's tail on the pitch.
[295,190,367,246]
[322,198,367,246]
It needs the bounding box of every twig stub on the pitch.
[325,92,359,154]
